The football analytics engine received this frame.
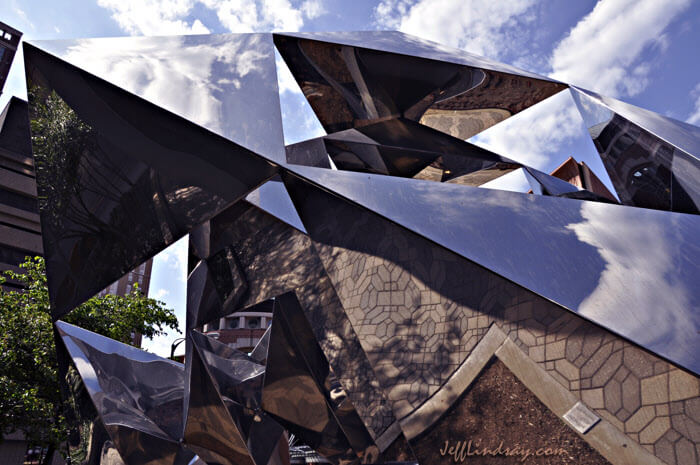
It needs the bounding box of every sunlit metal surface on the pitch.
[28,34,285,162]
[55,321,196,465]
[282,166,700,374]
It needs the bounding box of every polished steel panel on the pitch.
[571,87,699,214]
[282,167,700,375]
[523,166,580,195]
[572,86,700,159]
[250,326,271,363]
[184,335,256,465]
[286,117,520,184]
[191,330,265,410]
[246,177,307,233]
[263,293,375,464]
[186,202,398,442]
[189,330,287,465]
[187,247,249,331]
[27,34,285,162]
[55,321,194,465]
[274,31,560,83]
[24,44,277,317]
[273,32,566,138]
[522,166,615,203]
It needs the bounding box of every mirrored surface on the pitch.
[103,425,196,465]
[24,43,277,317]
[263,293,369,463]
[250,326,271,363]
[572,86,700,159]
[286,118,520,184]
[189,330,287,465]
[282,166,700,375]
[523,166,580,195]
[191,330,265,410]
[184,336,256,465]
[274,31,559,82]
[273,32,566,139]
[56,321,192,464]
[246,177,307,233]
[29,34,285,162]
[187,202,398,442]
[571,87,699,214]
[286,138,333,168]
[187,247,249,332]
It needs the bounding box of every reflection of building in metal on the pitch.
[98,259,153,298]
[0,97,153,299]
[203,299,272,352]
[97,258,154,347]
[593,114,675,210]
[0,97,42,290]
[0,22,22,96]
[548,156,617,201]
[572,86,700,214]
[23,30,700,465]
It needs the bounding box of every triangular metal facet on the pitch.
[273,31,566,139]
[282,167,700,375]
[571,87,700,214]
[24,44,277,317]
[55,321,192,463]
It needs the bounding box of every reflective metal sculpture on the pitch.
[24,29,700,465]
[55,321,195,465]
[571,86,700,214]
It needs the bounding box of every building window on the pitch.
[247,317,260,329]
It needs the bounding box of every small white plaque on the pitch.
[563,401,600,434]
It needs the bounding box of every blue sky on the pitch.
[2,0,699,356]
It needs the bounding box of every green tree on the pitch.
[0,256,179,464]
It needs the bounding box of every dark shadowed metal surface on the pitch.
[24,43,277,317]
[571,87,699,214]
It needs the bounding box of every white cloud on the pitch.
[13,7,34,30]
[301,0,325,20]
[152,288,170,300]
[687,83,700,126]
[96,0,328,42]
[199,0,299,32]
[97,0,210,35]
[471,92,583,168]
[475,0,689,169]
[549,0,691,97]
[374,0,537,58]
[200,0,324,32]
[153,235,189,282]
